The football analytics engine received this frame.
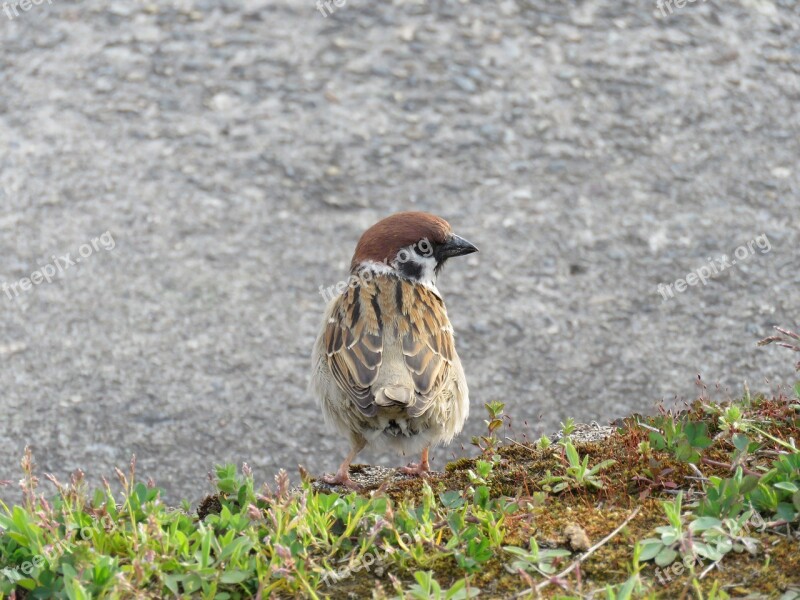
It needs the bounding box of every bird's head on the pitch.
[350,212,478,288]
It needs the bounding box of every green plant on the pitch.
[649,417,713,464]
[749,452,800,521]
[541,440,616,493]
[637,440,652,458]
[691,579,731,600]
[454,531,492,572]
[639,492,687,567]
[472,401,505,457]
[640,492,758,570]
[442,488,509,574]
[688,512,759,561]
[718,404,746,434]
[466,460,494,486]
[742,422,799,454]
[3,388,799,599]
[730,432,760,466]
[503,536,571,576]
[696,467,758,521]
[400,571,480,600]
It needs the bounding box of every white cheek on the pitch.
[356,251,440,293]
[415,255,438,288]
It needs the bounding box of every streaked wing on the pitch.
[324,283,384,417]
[396,280,456,418]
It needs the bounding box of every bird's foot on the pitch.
[400,462,431,477]
[320,471,362,490]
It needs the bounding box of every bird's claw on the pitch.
[400,462,431,477]
[321,472,362,490]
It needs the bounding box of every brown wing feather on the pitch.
[325,277,456,419]
[398,281,456,417]
[324,283,383,417]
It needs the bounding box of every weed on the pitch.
[399,571,479,599]
[540,440,616,493]
[472,401,505,458]
[503,536,571,576]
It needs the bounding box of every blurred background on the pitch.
[1,0,798,504]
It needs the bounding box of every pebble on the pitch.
[0,343,27,357]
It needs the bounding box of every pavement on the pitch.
[1,0,798,505]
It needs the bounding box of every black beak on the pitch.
[439,234,479,259]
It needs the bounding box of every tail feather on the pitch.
[374,386,414,407]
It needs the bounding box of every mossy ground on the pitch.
[2,393,799,599]
[317,395,800,598]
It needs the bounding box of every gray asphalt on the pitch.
[1,0,798,505]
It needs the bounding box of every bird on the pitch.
[310,211,478,488]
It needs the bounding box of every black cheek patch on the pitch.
[397,260,423,281]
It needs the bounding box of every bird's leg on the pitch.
[401,447,431,476]
[322,439,366,489]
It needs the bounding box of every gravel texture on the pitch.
[1,0,798,504]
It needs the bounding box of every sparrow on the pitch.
[310,211,478,488]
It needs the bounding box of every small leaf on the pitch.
[774,481,799,493]
[690,517,721,532]
[638,540,663,562]
[654,546,678,567]
[777,503,797,523]
[741,475,760,495]
[220,570,250,584]
[473,485,490,509]
[591,459,617,473]
[694,542,723,562]
[649,432,667,450]
[565,443,580,467]
[440,491,465,509]
[715,538,733,555]
[660,531,679,545]
[732,434,750,452]
[164,574,183,595]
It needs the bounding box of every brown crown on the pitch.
[350,212,452,272]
